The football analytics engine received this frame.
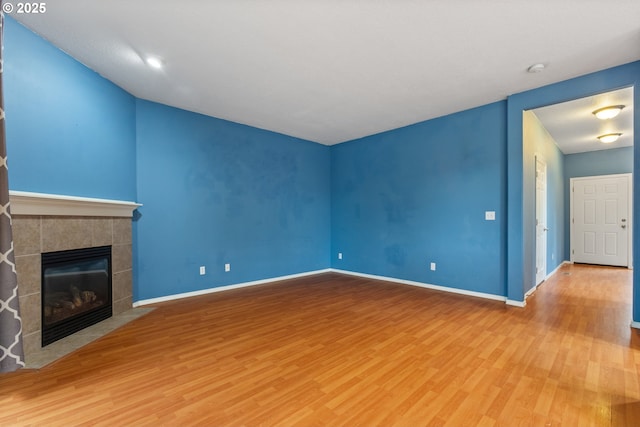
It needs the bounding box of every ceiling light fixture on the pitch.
[527,63,545,73]
[597,133,622,144]
[145,57,164,69]
[592,105,625,120]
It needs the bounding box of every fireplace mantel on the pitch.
[9,191,141,217]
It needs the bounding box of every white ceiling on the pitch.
[12,0,640,145]
[533,87,634,155]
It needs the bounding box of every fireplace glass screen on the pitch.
[41,246,112,346]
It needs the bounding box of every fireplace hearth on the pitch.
[41,246,113,346]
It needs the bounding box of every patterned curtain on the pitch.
[0,9,25,373]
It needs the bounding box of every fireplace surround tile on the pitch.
[113,296,134,317]
[91,218,113,247]
[15,253,40,296]
[12,216,40,256]
[13,214,134,362]
[113,218,132,245]
[22,331,41,359]
[113,270,132,302]
[42,217,93,252]
[18,292,40,335]
[113,243,132,272]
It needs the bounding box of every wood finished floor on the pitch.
[2,264,640,426]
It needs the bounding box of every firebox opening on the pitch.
[41,246,113,346]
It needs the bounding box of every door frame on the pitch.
[570,173,633,268]
[535,154,547,285]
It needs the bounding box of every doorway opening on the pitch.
[524,86,634,293]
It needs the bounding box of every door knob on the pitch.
[622,224,627,229]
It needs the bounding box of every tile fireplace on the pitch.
[9,191,140,360]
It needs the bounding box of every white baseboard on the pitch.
[133,268,332,307]
[631,321,640,330]
[329,268,507,303]
[523,261,570,301]
[506,299,526,308]
[546,261,570,280]
[134,267,515,308]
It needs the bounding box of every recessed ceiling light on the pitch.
[592,105,625,120]
[527,63,546,73]
[597,133,622,144]
[145,57,164,69]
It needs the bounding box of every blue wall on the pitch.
[135,100,331,300]
[564,146,633,178]
[563,147,633,260]
[3,17,136,201]
[331,101,507,297]
[4,16,331,303]
[545,140,564,277]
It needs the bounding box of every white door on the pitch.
[572,174,631,267]
[535,157,547,285]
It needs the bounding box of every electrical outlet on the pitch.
[485,211,496,221]
[199,266,206,275]
[430,262,436,271]
[225,263,230,272]
[338,252,343,260]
